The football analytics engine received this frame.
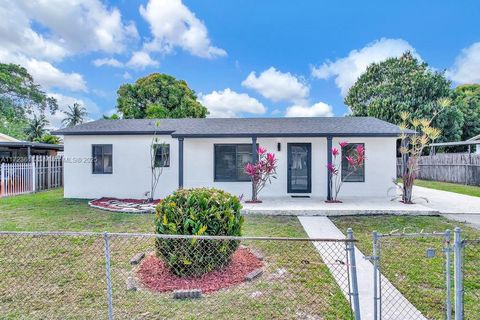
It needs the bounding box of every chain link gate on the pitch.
[0,231,360,319]
[372,230,453,320]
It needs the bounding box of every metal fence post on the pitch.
[454,227,463,320]
[347,228,361,320]
[103,232,114,320]
[372,231,380,320]
[1,163,4,197]
[445,230,452,320]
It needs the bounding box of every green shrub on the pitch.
[154,188,244,277]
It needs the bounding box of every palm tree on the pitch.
[62,103,88,127]
[24,114,49,141]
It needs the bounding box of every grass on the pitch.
[414,179,480,198]
[331,215,480,319]
[0,189,351,319]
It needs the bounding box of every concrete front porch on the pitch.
[241,196,439,216]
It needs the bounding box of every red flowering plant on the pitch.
[244,146,278,203]
[327,141,365,202]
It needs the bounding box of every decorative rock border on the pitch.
[88,198,161,214]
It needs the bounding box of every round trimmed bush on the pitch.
[154,188,244,277]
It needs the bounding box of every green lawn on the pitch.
[414,179,480,197]
[0,189,351,319]
[332,215,480,319]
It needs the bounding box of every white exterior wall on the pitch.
[63,135,178,199]
[63,134,397,199]
[183,137,327,198]
[332,137,397,198]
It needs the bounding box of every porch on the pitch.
[241,196,439,216]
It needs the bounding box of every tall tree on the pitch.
[0,63,57,139]
[345,52,463,142]
[25,114,49,141]
[452,84,480,141]
[116,73,208,119]
[62,103,88,127]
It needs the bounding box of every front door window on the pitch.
[287,143,311,193]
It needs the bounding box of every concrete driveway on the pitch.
[413,185,480,214]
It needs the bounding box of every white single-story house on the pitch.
[54,117,405,200]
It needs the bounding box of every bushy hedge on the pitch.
[154,188,244,277]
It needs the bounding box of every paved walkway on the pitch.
[298,216,426,320]
[413,186,480,214]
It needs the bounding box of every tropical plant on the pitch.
[394,106,444,203]
[102,113,120,120]
[62,103,88,127]
[24,114,49,141]
[146,121,169,202]
[453,84,480,142]
[345,52,463,143]
[35,134,61,144]
[154,188,243,277]
[0,63,57,139]
[116,73,208,119]
[0,63,58,115]
[327,142,365,202]
[244,147,278,202]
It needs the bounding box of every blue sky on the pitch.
[1,0,479,127]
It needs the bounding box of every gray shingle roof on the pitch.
[52,117,408,137]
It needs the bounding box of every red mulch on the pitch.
[90,197,161,208]
[137,248,264,294]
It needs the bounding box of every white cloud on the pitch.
[126,51,159,69]
[447,42,480,84]
[122,71,132,80]
[0,1,69,62]
[0,51,87,92]
[46,93,99,129]
[311,38,417,95]
[28,59,87,92]
[285,102,334,117]
[5,0,138,60]
[139,0,226,59]
[242,67,309,103]
[199,88,267,118]
[93,58,124,68]
[0,0,139,93]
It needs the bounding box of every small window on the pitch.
[154,144,170,167]
[341,143,365,182]
[214,144,254,181]
[92,144,113,174]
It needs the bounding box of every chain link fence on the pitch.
[0,231,358,319]
[372,231,452,320]
[462,239,480,320]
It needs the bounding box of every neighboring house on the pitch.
[53,117,404,200]
[467,134,480,154]
[0,133,63,161]
[0,133,20,143]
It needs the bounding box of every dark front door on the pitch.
[287,143,312,193]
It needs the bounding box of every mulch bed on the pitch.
[88,197,161,213]
[137,248,264,294]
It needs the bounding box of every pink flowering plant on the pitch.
[327,141,365,202]
[244,146,278,202]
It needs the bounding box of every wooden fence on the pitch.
[397,153,480,186]
[0,156,63,197]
